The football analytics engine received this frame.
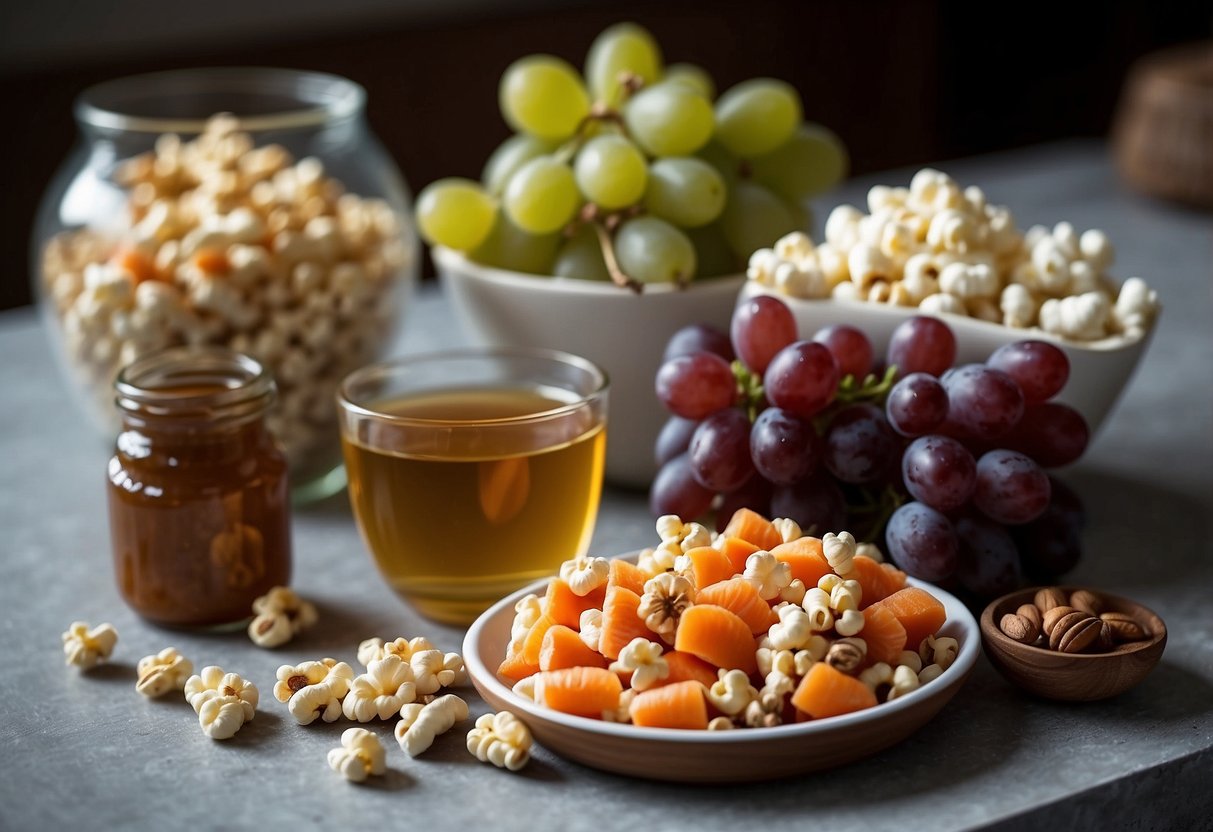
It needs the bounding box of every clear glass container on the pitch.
[34,67,419,502]
[107,346,291,628]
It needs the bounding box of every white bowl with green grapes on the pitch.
[415,22,848,488]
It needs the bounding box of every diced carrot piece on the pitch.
[791,661,877,719]
[539,624,608,671]
[770,536,832,586]
[871,587,947,650]
[112,247,159,284]
[721,507,783,551]
[629,680,709,729]
[683,545,734,590]
[661,651,719,688]
[497,641,540,683]
[193,247,230,275]
[599,585,650,660]
[848,555,908,609]
[716,535,761,574]
[696,578,776,635]
[521,613,557,666]
[674,604,758,675]
[861,603,908,665]
[535,666,622,718]
[607,558,647,595]
[543,578,607,630]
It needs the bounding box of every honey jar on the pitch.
[106,346,291,628]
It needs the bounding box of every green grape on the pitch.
[503,156,581,234]
[624,82,714,157]
[750,123,849,201]
[499,55,591,140]
[482,134,560,196]
[643,157,726,228]
[614,216,697,284]
[714,78,803,157]
[695,140,742,189]
[663,62,715,100]
[686,223,741,277]
[574,135,648,209]
[719,181,798,259]
[469,213,560,274]
[553,225,611,281]
[415,178,498,252]
[585,22,662,106]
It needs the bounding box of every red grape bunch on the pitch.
[651,294,1089,599]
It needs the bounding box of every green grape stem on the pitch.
[731,360,765,422]
[587,220,643,293]
[842,484,906,544]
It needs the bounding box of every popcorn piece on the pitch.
[558,555,610,597]
[328,727,388,783]
[135,648,193,698]
[771,517,802,544]
[275,659,354,725]
[825,205,864,250]
[579,609,603,652]
[466,711,533,771]
[394,694,469,756]
[1112,277,1159,335]
[356,635,436,667]
[708,668,759,716]
[897,650,924,674]
[886,664,921,701]
[918,292,967,316]
[859,662,894,691]
[801,588,834,632]
[609,638,669,691]
[344,655,417,721]
[248,586,317,648]
[743,551,792,601]
[938,261,998,299]
[856,542,884,563]
[636,546,677,578]
[602,688,637,723]
[768,603,814,651]
[918,664,945,685]
[834,609,866,638]
[743,690,784,728]
[822,531,857,576]
[184,667,258,739]
[637,572,695,640]
[1000,283,1038,328]
[62,621,118,669]
[1039,292,1111,341]
[410,649,455,695]
[509,595,543,649]
[779,578,807,606]
[761,670,795,701]
[707,716,735,730]
[919,635,959,671]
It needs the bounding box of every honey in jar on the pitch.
[106,347,291,628]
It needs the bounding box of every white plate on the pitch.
[463,555,979,783]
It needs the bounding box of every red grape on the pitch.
[750,407,820,486]
[764,341,840,418]
[655,352,737,419]
[886,316,956,377]
[901,434,976,512]
[655,415,698,466]
[986,340,1069,404]
[663,323,735,364]
[1013,478,1084,580]
[812,324,873,380]
[973,449,1051,524]
[943,364,1024,441]
[823,403,896,485]
[649,453,715,519]
[715,475,774,532]
[770,473,846,537]
[1004,402,1089,467]
[689,407,755,492]
[731,296,797,375]
[884,501,959,581]
[955,512,1023,597]
[886,372,949,437]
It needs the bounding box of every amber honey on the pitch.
[341,385,606,623]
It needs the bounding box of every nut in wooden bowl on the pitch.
[980,586,1166,702]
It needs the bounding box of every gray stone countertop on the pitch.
[1,141,1210,831]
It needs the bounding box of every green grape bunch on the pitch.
[415,22,849,291]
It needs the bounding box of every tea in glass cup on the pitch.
[337,348,608,624]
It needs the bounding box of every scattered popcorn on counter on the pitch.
[745,169,1159,341]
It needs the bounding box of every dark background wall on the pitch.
[1,0,1209,311]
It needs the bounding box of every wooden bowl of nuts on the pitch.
[979,586,1166,702]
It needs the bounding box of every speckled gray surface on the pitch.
[2,143,1210,831]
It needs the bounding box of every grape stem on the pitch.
[731,361,764,421]
[588,219,643,293]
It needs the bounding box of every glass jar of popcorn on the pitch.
[34,67,418,502]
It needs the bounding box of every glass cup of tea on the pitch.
[337,348,608,624]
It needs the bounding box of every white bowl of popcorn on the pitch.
[434,246,745,488]
[742,169,1160,433]
[35,69,418,500]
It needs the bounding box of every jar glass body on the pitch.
[35,67,419,502]
[106,347,292,628]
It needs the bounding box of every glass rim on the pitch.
[75,66,366,135]
[115,345,275,416]
[336,346,610,429]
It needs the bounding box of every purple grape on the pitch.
[763,341,840,419]
[823,403,896,485]
[731,295,797,375]
[663,323,734,364]
[750,407,820,486]
[689,407,755,492]
[770,473,846,536]
[986,340,1069,404]
[943,364,1025,441]
[1003,402,1089,467]
[655,416,698,466]
[1047,475,1086,529]
[1013,482,1083,580]
[901,434,976,512]
[812,324,873,380]
[884,501,959,581]
[954,512,1023,597]
[886,372,949,437]
[973,449,1051,524]
[886,316,956,377]
[649,453,715,520]
[715,476,774,533]
[655,352,737,420]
